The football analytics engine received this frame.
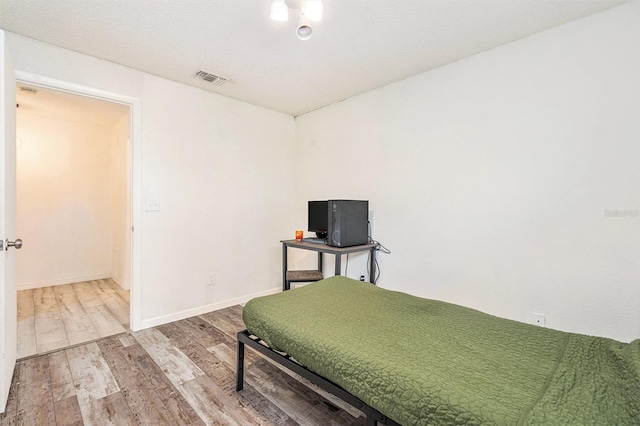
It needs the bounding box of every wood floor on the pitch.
[1,304,366,425]
[17,279,130,359]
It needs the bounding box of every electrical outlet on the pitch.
[207,272,216,286]
[528,312,545,327]
[360,275,365,281]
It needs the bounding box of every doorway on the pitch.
[15,84,132,358]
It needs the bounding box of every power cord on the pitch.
[367,220,390,284]
[345,253,349,276]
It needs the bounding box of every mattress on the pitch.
[243,276,640,425]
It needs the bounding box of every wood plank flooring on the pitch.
[17,279,130,359]
[1,305,366,425]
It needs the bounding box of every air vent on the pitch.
[194,70,228,86]
[20,87,38,95]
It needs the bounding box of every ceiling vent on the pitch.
[19,86,38,95]
[194,70,228,86]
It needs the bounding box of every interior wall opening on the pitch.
[15,84,131,358]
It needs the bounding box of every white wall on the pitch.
[110,113,131,290]
[138,75,295,322]
[16,112,114,288]
[294,3,640,342]
[8,34,296,326]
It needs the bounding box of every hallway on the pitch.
[17,279,129,359]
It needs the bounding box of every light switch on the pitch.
[145,198,160,212]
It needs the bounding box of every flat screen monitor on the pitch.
[308,201,328,238]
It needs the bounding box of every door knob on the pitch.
[6,239,22,250]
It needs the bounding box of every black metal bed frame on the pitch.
[236,329,400,426]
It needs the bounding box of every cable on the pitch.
[366,220,390,284]
[345,253,349,276]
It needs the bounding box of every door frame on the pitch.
[15,71,142,331]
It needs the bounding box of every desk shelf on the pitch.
[281,239,378,291]
[285,270,324,283]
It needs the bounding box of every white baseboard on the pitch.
[110,273,121,287]
[137,287,281,330]
[109,275,130,291]
[17,273,112,291]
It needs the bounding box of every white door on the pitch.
[0,29,18,414]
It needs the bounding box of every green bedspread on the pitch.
[243,276,640,425]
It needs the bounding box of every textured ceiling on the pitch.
[0,0,627,116]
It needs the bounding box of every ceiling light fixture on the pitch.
[270,0,288,22]
[270,0,323,40]
[302,0,323,22]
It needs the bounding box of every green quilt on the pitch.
[243,276,640,425]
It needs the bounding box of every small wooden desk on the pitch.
[281,239,378,291]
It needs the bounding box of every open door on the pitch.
[0,29,18,413]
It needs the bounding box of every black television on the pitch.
[308,201,328,239]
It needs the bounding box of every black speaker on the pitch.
[327,200,369,247]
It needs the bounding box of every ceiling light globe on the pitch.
[302,0,323,22]
[270,0,289,21]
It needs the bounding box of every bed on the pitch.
[236,276,640,425]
